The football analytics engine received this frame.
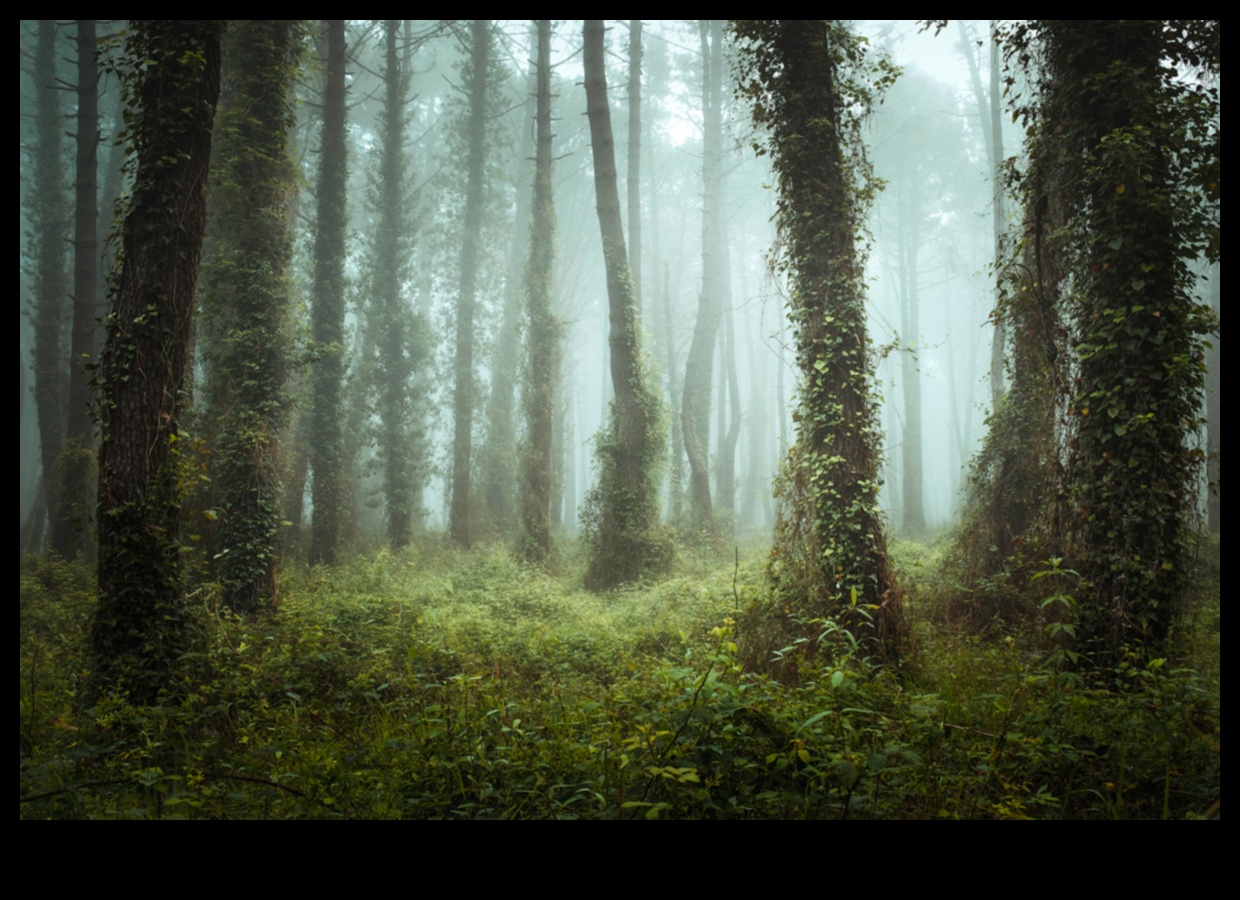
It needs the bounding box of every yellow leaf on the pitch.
[1116,184,1126,194]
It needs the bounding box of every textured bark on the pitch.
[204,21,299,613]
[92,20,224,701]
[1206,263,1219,533]
[308,19,348,566]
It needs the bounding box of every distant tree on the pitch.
[733,20,900,648]
[367,20,428,551]
[199,20,301,612]
[26,20,68,554]
[581,19,671,590]
[449,20,494,548]
[681,19,725,538]
[308,19,348,566]
[91,20,224,701]
[518,19,562,565]
[50,19,100,560]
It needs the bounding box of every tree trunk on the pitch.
[51,18,99,560]
[735,20,898,647]
[519,19,561,565]
[582,19,669,589]
[92,20,224,702]
[1206,263,1219,533]
[681,20,724,536]
[29,20,67,556]
[449,19,491,548]
[202,21,299,613]
[627,20,642,312]
[308,19,348,566]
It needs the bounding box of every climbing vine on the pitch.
[732,20,900,652]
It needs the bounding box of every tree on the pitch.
[367,20,427,551]
[91,20,224,701]
[518,19,562,565]
[581,19,671,590]
[308,19,348,566]
[681,19,725,537]
[1010,20,1219,660]
[200,21,300,613]
[26,20,68,554]
[50,19,100,560]
[733,20,899,646]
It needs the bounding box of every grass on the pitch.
[19,534,1220,819]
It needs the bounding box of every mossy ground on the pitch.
[20,534,1219,819]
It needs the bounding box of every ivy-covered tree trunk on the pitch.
[50,18,100,560]
[582,19,670,590]
[1206,263,1219,533]
[28,19,68,555]
[734,20,899,647]
[518,19,561,566]
[200,21,300,613]
[1035,20,1218,659]
[449,19,492,548]
[308,19,348,567]
[92,20,224,701]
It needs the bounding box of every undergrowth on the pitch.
[19,536,1220,819]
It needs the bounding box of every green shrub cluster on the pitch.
[20,537,1219,819]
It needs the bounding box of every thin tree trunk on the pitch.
[308,19,348,566]
[450,19,491,548]
[519,19,561,565]
[51,19,99,559]
[627,20,642,313]
[582,19,668,589]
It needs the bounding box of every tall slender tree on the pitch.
[449,19,493,548]
[681,19,725,537]
[519,19,562,565]
[582,19,670,590]
[92,20,224,701]
[50,19,100,560]
[734,20,899,646]
[308,20,348,566]
[26,20,68,554]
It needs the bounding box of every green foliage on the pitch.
[198,21,304,612]
[994,21,1220,663]
[732,21,899,648]
[20,535,1220,818]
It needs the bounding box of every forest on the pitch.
[19,20,1219,819]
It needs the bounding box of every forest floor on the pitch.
[20,532,1220,819]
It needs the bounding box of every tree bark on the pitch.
[582,19,669,589]
[308,19,348,566]
[92,20,224,702]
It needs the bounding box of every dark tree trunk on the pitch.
[1207,263,1219,533]
[29,20,67,555]
[582,19,669,589]
[308,19,348,567]
[92,20,224,702]
[202,21,299,613]
[51,19,99,560]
